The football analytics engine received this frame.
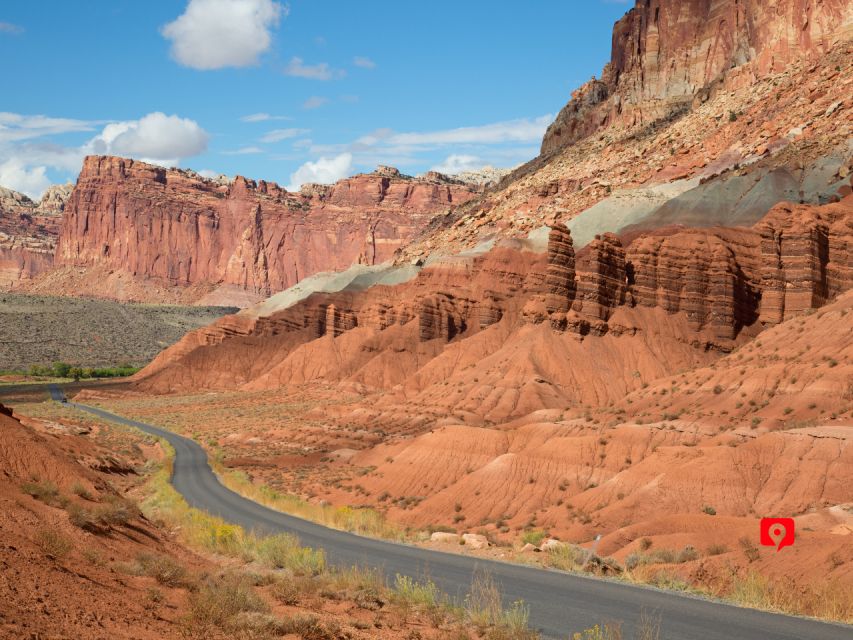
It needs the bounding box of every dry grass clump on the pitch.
[730,572,853,623]
[218,467,405,541]
[134,553,190,587]
[21,479,68,508]
[33,527,73,559]
[254,533,326,576]
[183,572,270,636]
[66,495,140,532]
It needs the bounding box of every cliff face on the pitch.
[134,193,853,395]
[54,156,477,302]
[0,184,71,287]
[541,0,853,154]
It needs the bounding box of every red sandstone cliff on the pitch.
[134,193,853,398]
[52,156,477,303]
[541,0,853,154]
[0,184,70,287]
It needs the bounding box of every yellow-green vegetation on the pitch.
[211,460,405,540]
[140,447,541,638]
[729,571,853,624]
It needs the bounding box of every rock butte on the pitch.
[4,158,478,306]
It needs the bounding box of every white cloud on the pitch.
[87,112,209,165]
[302,96,328,110]
[0,22,23,35]
[222,146,263,155]
[284,57,342,80]
[161,0,284,70]
[0,112,96,143]
[390,115,552,146]
[287,152,352,191]
[0,160,51,200]
[240,112,291,122]
[432,154,485,174]
[259,127,310,143]
[353,56,375,69]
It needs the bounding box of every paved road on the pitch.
[54,388,852,640]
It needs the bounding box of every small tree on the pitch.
[69,367,83,381]
[52,362,71,378]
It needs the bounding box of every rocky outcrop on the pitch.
[627,229,762,341]
[0,183,71,287]
[135,195,853,394]
[574,233,628,323]
[53,156,478,302]
[758,199,853,323]
[544,224,575,314]
[541,0,853,154]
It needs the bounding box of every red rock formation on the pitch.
[574,233,628,323]
[0,184,69,287]
[544,224,575,314]
[134,195,853,395]
[54,156,478,302]
[541,0,853,154]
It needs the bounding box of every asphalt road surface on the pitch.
[53,388,852,640]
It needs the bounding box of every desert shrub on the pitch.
[22,479,66,507]
[225,611,289,639]
[729,572,852,622]
[713,385,724,395]
[639,537,652,551]
[544,544,581,571]
[71,482,93,500]
[136,553,189,587]
[186,573,269,631]
[701,505,717,516]
[675,546,698,563]
[635,609,662,640]
[572,622,623,640]
[394,574,442,611]
[34,528,73,559]
[463,570,536,637]
[706,543,728,556]
[254,533,326,576]
[95,495,140,527]
[67,504,99,531]
[520,529,546,547]
[739,537,760,562]
[271,575,300,605]
[279,613,332,639]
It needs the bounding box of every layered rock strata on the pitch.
[55,156,478,299]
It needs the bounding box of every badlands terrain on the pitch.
[1,0,853,636]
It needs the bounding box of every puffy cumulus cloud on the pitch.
[0,160,52,200]
[87,112,209,166]
[287,152,352,191]
[432,154,485,175]
[284,57,342,80]
[161,0,284,70]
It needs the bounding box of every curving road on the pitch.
[52,388,852,640]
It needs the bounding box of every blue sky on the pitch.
[0,1,632,198]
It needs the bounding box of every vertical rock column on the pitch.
[544,223,576,314]
[574,233,627,321]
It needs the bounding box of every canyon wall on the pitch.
[541,0,853,154]
[134,193,853,396]
[53,156,477,301]
[0,184,70,287]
